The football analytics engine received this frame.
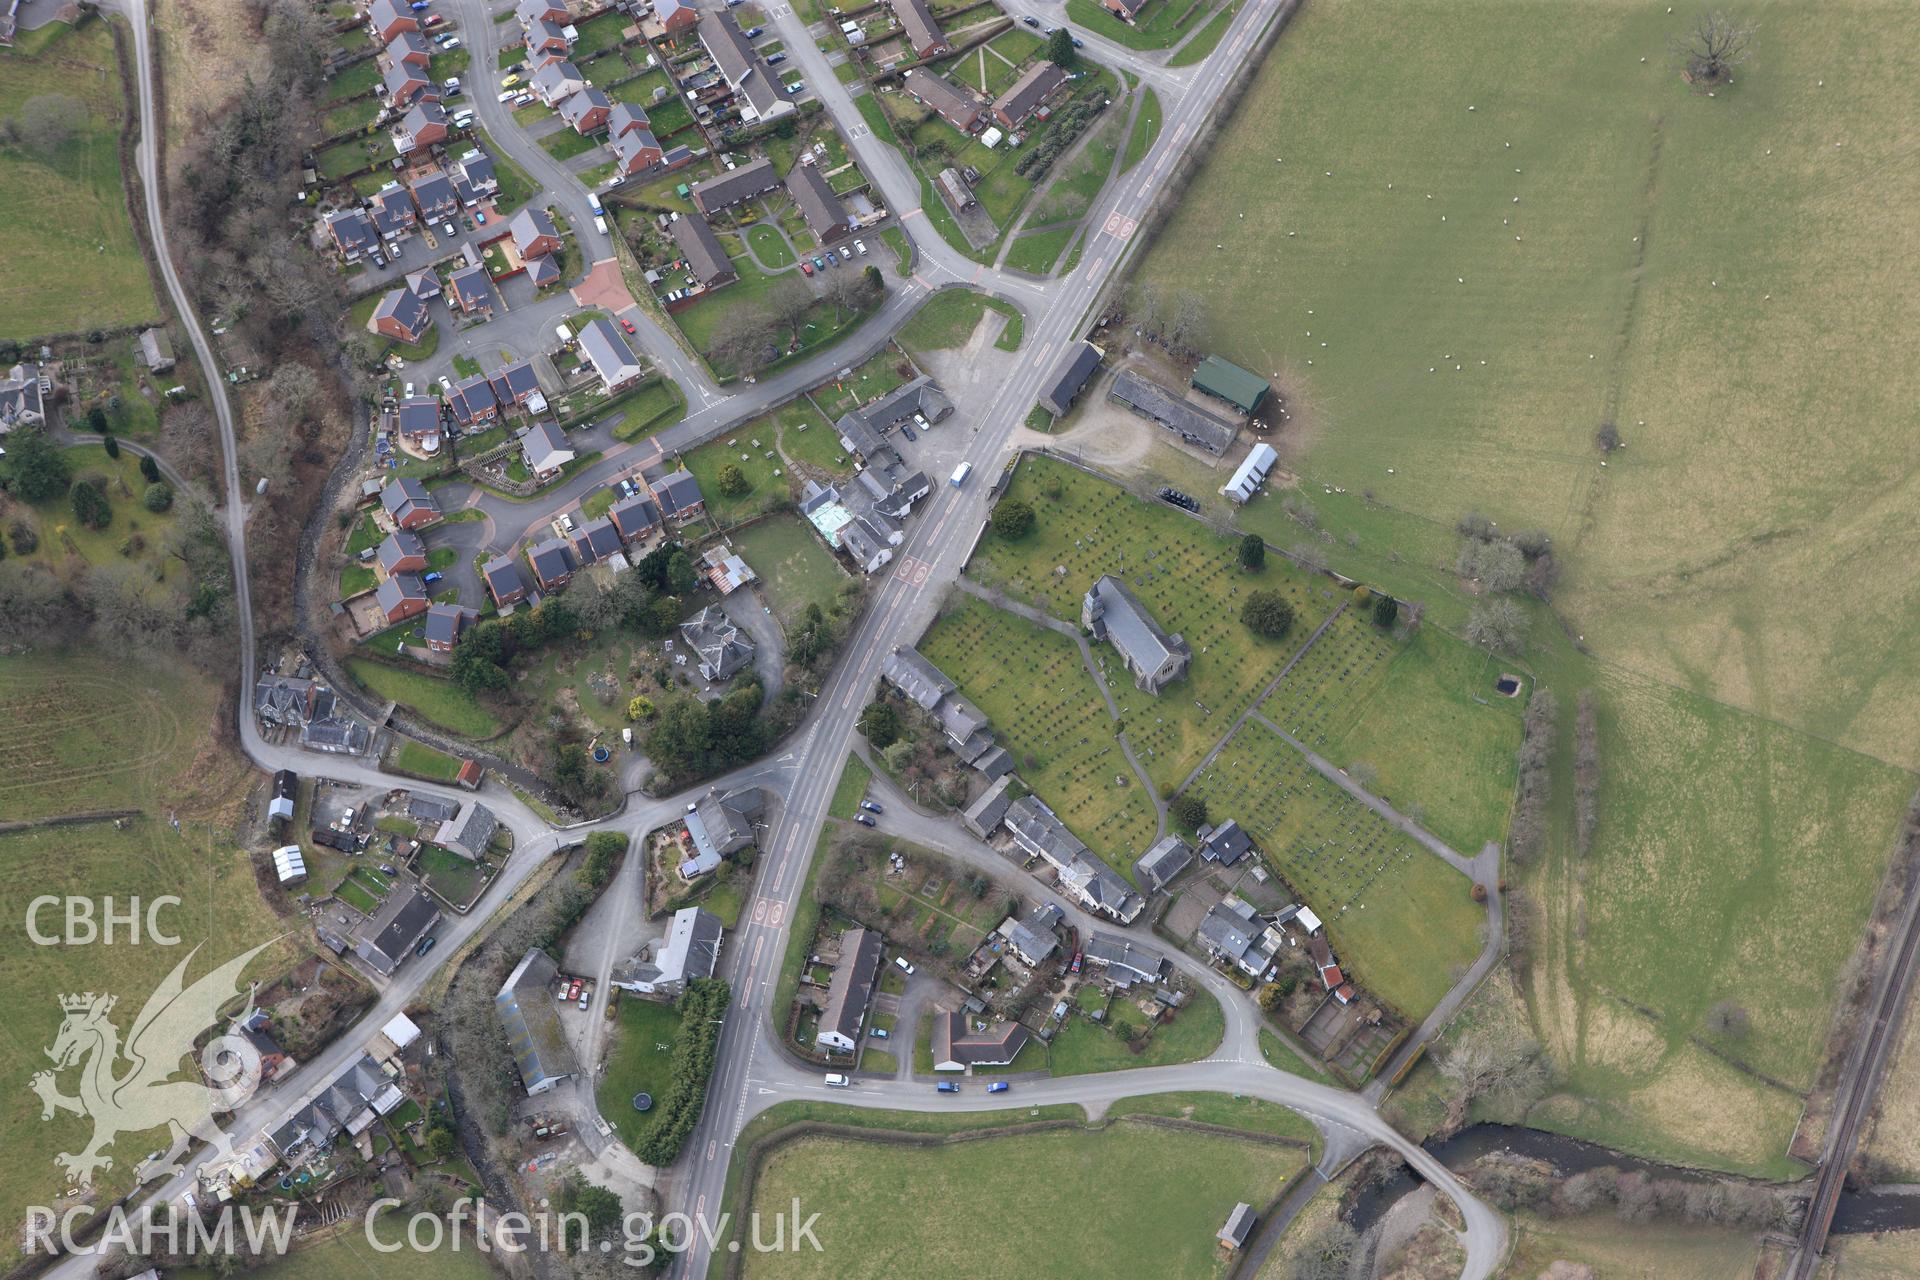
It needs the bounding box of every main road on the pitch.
[102,0,1508,1276]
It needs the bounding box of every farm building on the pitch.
[1191,355,1270,415]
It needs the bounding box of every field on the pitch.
[597,997,687,1151]
[345,658,506,740]
[1132,0,1920,1173]
[1187,720,1483,1019]
[726,513,851,630]
[0,20,160,340]
[1105,1091,1320,1148]
[970,456,1339,791]
[896,289,1023,354]
[3,444,187,604]
[920,595,1159,875]
[1831,1233,1920,1279]
[1502,1211,1760,1279]
[172,1210,502,1280]
[741,1122,1306,1280]
[1047,988,1224,1075]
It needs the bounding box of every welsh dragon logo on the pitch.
[30,939,280,1187]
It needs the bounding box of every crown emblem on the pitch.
[59,993,115,1015]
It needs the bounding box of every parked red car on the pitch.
[800,260,814,277]
[620,318,637,334]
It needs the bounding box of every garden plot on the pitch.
[920,596,1158,874]
[1185,721,1482,1020]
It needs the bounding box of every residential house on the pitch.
[880,645,953,712]
[531,59,588,107]
[524,17,572,66]
[570,516,624,566]
[253,675,374,755]
[838,375,953,443]
[671,213,736,288]
[655,0,699,35]
[137,328,175,373]
[646,466,704,520]
[368,184,419,240]
[1003,795,1143,923]
[516,0,569,27]
[525,253,562,290]
[520,420,575,479]
[690,156,780,216]
[509,205,563,260]
[435,801,500,859]
[383,58,435,109]
[355,886,441,976]
[558,85,613,134]
[409,170,460,224]
[688,787,764,857]
[1134,835,1193,893]
[374,573,429,624]
[815,927,883,1052]
[785,161,851,245]
[798,479,903,575]
[902,69,981,132]
[376,529,429,578]
[380,476,442,529]
[267,1054,403,1157]
[446,263,499,316]
[611,120,665,176]
[680,605,755,681]
[0,363,46,431]
[449,373,500,427]
[931,1011,1029,1071]
[324,208,378,262]
[483,555,530,607]
[1197,895,1281,980]
[1192,354,1270,415]
[994,903,1062,968]
[962,774,1014,839]
[424,603,478,652]
[889,0,949,59]
[404,267,441,301]
[372,287,431,344]
[1195,818,1253,866]
[495,949,578,1094]
[1108,368,1239,455]
[452,148,499,203]
[576,316,644,392]
[396,101,450,154]
[1218,1204,1256,1251]
[369,0,418,44]
[991,60,1066,130]
[527,538,576,591]
[698,13,793,124]
[609,493,662,543]
[1082,574,1191,694]
[613,907,723,996]
[386,28,433,68]
[1082,932,1168,988]
[489,359,545,412]
[1039,340,1101,417]
[1221,442,1279,504]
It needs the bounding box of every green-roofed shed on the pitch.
[1191,355,1269,416]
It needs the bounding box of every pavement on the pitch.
[79,0,1513,1277]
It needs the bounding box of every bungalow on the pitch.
[369,0,418,44]
[575,316,644,393]
[527,537,576,591]
[380,476,442,530]
[1082,574,1191,694]
[570,516,625,566]
[323,208,378,262]
[409,170,460,224]
[649,466,705,521]
[680,605,755,682]
[557,85,613,135]
[610,123,665,176]
[1134,835,1193,893]
[424,603,478,652]
[655,0,699,34]
[376,529,429,577]
[446,263,499,317]
[889,0,949,59]
[449,373,499,427]
[1102,0,1150,21]
[509,206,563,260]
[374,573,429,625]
[368,184,419,240]
[383,58,435,110]
[609,493,662,543]
[991,60,1066,130]
[372,287,431,345]
[699,13,793,124]
[489,360,545,412]
[670,213,737,288]
[785,161,851,246]
[483,555,530,607]
[690,157,780,216]
[816,927,883,1053]
[1109,368,1239,456]
[521,421,575,479]
[902,69,981,133]
[931,1011,1029,1071]
[1039,340,1102,417]
[386,28,433,68]
[396,101,450,154]
[531,60,588,107]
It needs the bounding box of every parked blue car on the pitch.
[936,1082,960,1094]
[987,1082,1009,1094]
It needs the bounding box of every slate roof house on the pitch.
[994,903,1063,967]
[449,373,499,427]
[571,516,625,566]
[901,69,981,132]
[614,906,724,996]
[1003,796,1143,923]
[368,183,419,239]
[383,58,435,109]
[680,605,755,682]
[962,774,1015,838]
[369,0,418,44]
[610,493,663,543]
[483,555,530,607]
[510,206,563,260]
[1081,933,1167,988]
[1109,368,1239,456]
[376,529,429,577]
[375,573,429,624]
[991,60,1066,129]
[611,121,666,175]
[1082,574,1191,694]
[1195,819,1254,866]
[0,363,45,430]
[386,28,433,68]
[324,209,378,261]
[558,85,613,134]
[520,420,575,479]
[372,287,431,344]
[435,800,500,860]
[528,538,576,591]
[889,0,950,59]
[446,263,499,316]
[495,949,578,1094]
[655,0,699,33]
[1040,341,1102,417]
[699,13,793,124]
[424,603,478,652]
[531,59,588,107]
[672,213,737,288]
[691,156,781,215]
[648,466,705,520]
[409,170,460,223]
[816,927,884,1052]
[396,101,450,154]
[785,162,852,245]
[355,886,441,975]
[490,359,546,411]
[880,645,954,711]
[576,316,645,392]
[931,1011,1030,1071]
[1102,0,1150,20]
[1197,895,1281,980]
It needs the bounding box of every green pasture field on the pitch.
[597,996,687,1152]
[1003,225,1075,276]
[1026,105,1123,228]
[1108,1090,1319,1149]
[809,347,910,421]
[1186,720,1483,1020]
[1500,1211,1760,1280]
[741,1122,1303,1280]
[920,595,1159,875]
[391,739,464,783]
[0,21,160,340]
[896,288,1022,353]
[345,658,505,740]
[172,1210,502,1280]
[970,456,1339,791]
[726,513,851,630]
[606,377,687,442]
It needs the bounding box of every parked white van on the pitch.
[824,1073,850,1087]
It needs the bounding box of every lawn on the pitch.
[1047,988,1224,1075]
[571,10,630,58]
[897,288,1023,354]
[727,513,851,630]
[671,240,878,380]
[1065,0,1215,50]
[1258,1029,1334,1086]
[1002,224,1075,276]
[770,396,851,476]
[679,430,789,529]
[1168,4,1235,65]
[1501,1211,1760,1280]
[1026,106,1124,227]
[539,127,601,161]
[1108,1091,1320,1150]
[970,456,1339,792]
[880,225,911,274]
[324,57,381,103]
[920,596,1159,877]
[829,756,874,820]
[809,347,911,421]
[345,658,505,740]
[0,21,160,340]
[1186,719,1483,1020]
[392,739,465,784]
[607,377,688,441]
[1120,87,1163,173]
[746,222,795,267]
[597,997,687,1151]
[2,445,184,598]
[741,1122,1302,1280]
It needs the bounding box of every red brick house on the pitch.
[370,0,419,44]
[375,573,429,624]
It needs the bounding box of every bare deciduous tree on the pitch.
[710,307,777,376]
[1466,598,1529,653]
[766,278,813,343]
[1706,1000,1750,1038]
[1674,10,1756,87]
[1289,1220,1358,1280]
